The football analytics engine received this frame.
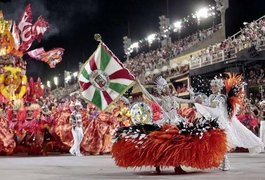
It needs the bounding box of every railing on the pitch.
[190,40,265,69]
[128,24,222,77]
[190,15,265,69]
[230,15,265,40]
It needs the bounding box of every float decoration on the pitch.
[0,66,27,100]
[27,47,65,68]
[0,4,64,101]
[130,102,153,125]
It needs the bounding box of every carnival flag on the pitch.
[27,47,64,68]
[78,42,135,110]
[18,4,34,52]
[32,16,49,42]
[18,4,49,52]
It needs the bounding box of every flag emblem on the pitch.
[78,43,135,110]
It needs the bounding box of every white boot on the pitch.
[219,154,230,171]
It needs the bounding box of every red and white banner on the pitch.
[27,47,45,60]
[17,4,49,52]
[18,4,34,52]
[32,16,49,42]
[27,48,64,68]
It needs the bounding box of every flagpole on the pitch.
[135,79,173,124]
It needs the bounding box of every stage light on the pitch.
[130,42,139,49]
[173,21,182,30]
[53,76,58,86]
[146,33,156,44]
[196,7,209,19]
[47,81,51,88]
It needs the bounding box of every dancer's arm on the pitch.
[173,95,203,104]
[174,96,195,104]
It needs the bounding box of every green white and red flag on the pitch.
[78,42,135,110]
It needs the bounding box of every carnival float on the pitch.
[0,4,64,155]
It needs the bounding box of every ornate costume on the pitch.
[82,103,117,155]
[112,76,227,173]
[195,74,264,170]
[69,101,84,156]
[259,101,265,151]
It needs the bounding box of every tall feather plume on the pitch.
[224,73,245,117]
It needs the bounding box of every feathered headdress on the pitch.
[74,100,83,108]
[154,76,168,94]
[260,100,265,107]
[210,76,224,90]
[224,73,245,117]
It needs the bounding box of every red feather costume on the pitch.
[112,119,227,172]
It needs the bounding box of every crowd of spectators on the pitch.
[144,63,189,84]
[51,83,79,100]
[247,63,265,86]
[124,24,222,77]
[190,16,265,67]
[175,81,189,95]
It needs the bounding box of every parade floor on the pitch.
[0,153,264,180]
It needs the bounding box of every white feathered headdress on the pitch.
[74,100,83,108]
[154,76,168,94]
[210,77,224,89]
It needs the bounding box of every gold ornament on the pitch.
[94,34,102,42]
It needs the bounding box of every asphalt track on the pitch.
[0,153,264,180]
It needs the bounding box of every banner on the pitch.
[78,42,135,110]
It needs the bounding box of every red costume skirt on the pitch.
[112,124,227,169]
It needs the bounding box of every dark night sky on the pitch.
[1,0,265,84]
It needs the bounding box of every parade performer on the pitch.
[194,73,264,171]
[151,76,195,124]
[82,103,117,155]
[0,103,16,155]
[259,100,265,151]
[115,97,132,127]
[16,103,43,155]
[112,76,227,174]
[53,99,73,152]
[237,102,259,135]
[40,102,55,154]
[69,100,84,156]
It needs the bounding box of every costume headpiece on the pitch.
[260,100,265,106]
[154,76,168,94]
[210,77,224,89]
[13,99,24,110]
[74,100,82,108]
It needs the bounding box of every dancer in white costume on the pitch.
[195,76,264,171]
[141,76,199,125]
[138,76,202,173]
[259,100,265,151]
[69,101,84,156]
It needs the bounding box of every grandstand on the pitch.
[126,14,265,104]
[50,12,265,105]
